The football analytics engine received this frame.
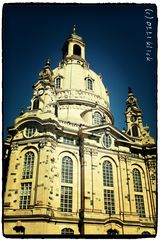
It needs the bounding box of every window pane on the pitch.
[88,79,93,90]
[19,183,32,209]
[135,195,145,217]
[60,186,72,212]
[22,152,34,179]
[103,134,112,148]
[25,126,36,137]
[55,77,61,88]
[103,161,113,187]
[104,189,115,214]
[61,228,74,235]
[94,112,102,125]
[132,169,142,192]
[61,156,73,183]
[107,229,119,235]
[63,137,74,145]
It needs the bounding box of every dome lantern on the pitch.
[62,26,86,61]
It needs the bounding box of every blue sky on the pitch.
[3,3,157,139]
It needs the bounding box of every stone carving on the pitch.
[83,147,98,156]
[11,142,19,151]
[147,158,156,181]
[56,89,109,108]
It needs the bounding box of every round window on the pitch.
[103,134,112,148]
[24,126,36,138]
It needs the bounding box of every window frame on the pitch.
[93,111,103,125]
[104,189,115,215]
[24,125,36,138]
[61,156,73,184]
[22,151,34,179]
[103,160,113,187]
[55,77,62,89]
[132,168,142,192]
[60,186,72,212]
[88,78,93,90]
[61,228,74,235]
[103,134,112,148]
[19,182,32,209]
[135,194,146,217]
[63,137,74,145]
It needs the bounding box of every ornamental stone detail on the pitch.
[11,142,19,151]
[83,147,98,156]
[56,89,109,108]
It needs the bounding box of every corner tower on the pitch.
[125,87,154,144]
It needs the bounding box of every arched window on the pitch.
[61,228,74,235]
[55,77,61,89]
[133,168,145,217]
[94,111,102,125]
[103,160,115,214]
[142,231,151,235]
[103,161,113,187]
[132,125,139,137]
[13,226,25,234]
[132,168,142,192]
[22,152,34,179]
[88,79,93,90]
[61,156,73,183]
[25,125,36,138]
[33,98,39,110]
[107,229,119,235]
[73,44,81,56]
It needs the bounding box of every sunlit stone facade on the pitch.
[3,28,156,236]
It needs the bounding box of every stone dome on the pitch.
[50,28,114,126]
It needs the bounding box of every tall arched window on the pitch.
[61,156,73,212]
[94,111,102,125]
[88,79,93,90]
[33,98,39,110]
[132,168,142,192]
[61,228,74,235]
[73,44,81,56]
[132,125,139,137]
[103,160,115,214]
[103,161,113,187]
[55,77,61,89]
[132,168,145,217]
[61,156,73,183]
[22,152,34,179]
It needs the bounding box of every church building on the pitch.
[3,27,156,236]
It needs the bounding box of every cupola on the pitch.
[62,25,86,61]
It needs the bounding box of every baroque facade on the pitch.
[3,27,156,236]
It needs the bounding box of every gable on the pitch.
[80,124,132,143]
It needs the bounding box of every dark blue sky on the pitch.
[3,3,157,139]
